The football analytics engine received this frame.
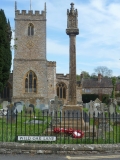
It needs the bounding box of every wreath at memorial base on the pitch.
[53,128,84,138]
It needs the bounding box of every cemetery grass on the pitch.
[0,109,120,144]
[0,109,52,142]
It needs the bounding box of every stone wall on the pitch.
[0,142,120,154]
[47,61,56,99]
[82,88,112,95]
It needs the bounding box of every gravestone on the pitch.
[108,98,117,114]
[88,100,94,117]
[6,104,16,123]
[25,107,33,116]
[110,113,120,125]
[98,120,113,132]
[83,111,89,123]
[49,97,63,118]
[29,104,35,112]
[25,100,30,108]
[42,109,49,116]
[20,101,25,106]
[14,102,23,113]
[40,104,45,110]
[109,103,115,115]
[29,98,36,105]
[85,103,89,109]
[36,99,40,109]
[2,101,8,110]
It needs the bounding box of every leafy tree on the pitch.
[111,77,116,99]
[76,74,80,81]
[81,71,90,78]
[0,9,12,93]
[93,66,112,77]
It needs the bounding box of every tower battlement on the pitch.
[15,10,46,16]
[15,2,46,19]
[47,61,56,67]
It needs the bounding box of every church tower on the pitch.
[12,2,51,103]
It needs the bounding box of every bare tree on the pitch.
[94,66,112,77]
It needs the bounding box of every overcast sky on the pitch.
[1,0,120,76]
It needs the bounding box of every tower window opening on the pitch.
[28,23,34,36]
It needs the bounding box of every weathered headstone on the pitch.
[108,98,117,114]
[49,97,63,117]
[109,103,115,115]
[40,104,45,110]
[25,100,30,108]
[98,120,113,132]
[2,101,8,110]
[88,100,94,117]
[29,98,36,105]
[29,104,35,112]
[14,102,23,113]
[6,104,16,123]
[25,107,33,116]
[85,103,89,109]
[36,99,40,109]
[83,111,89,123]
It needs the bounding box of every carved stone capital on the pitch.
[66,28,79,35]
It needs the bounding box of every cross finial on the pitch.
[70,2,74,9]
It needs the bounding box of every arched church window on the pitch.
[28,23,34,36]
[56,82,66,99]
[25,71,37,93]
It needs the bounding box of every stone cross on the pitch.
[66,3,79,105]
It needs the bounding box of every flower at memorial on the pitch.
[72,130,84,138]
[53,127,84,138]
[53,128,64,133]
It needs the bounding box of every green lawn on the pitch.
[0,108,120,144]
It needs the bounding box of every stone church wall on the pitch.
[47,61,56,99]
[13,60,48,102]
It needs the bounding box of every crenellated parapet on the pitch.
[15,10,46,16]
[47,61,56,67]
[15,10,46,19]
[15,2,46,20]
